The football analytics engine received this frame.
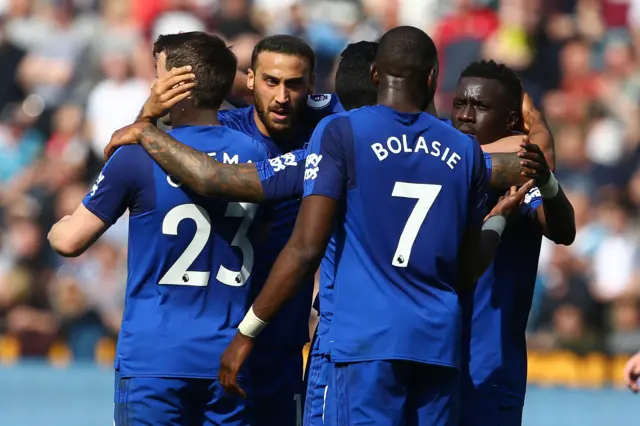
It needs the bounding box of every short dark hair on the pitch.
[335,41,378,110]
[153,32,237,109]
[375,26,438,79]
[459,60,523,112]
[250,35,315,74]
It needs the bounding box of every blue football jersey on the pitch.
[218,95,341,351]
[303,105,489,367]
[460,179,543,402]
[256,149,338,354]
[82,125,269,378]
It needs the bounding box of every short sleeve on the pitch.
[256,149,307,201]
[522,186,543,216]
[303,116,351,200]
[82,147,138,224]
[468,140,489,228]
[483,152,493,185]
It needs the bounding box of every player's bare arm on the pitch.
[521,92,555,170]
[48,204,110,257]
[458,180,536,291]
[219,195,336,397]
[518,139,576,245]
[489,152,529,189]
[106,122,265,202]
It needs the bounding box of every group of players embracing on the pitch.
[47,24,575,426]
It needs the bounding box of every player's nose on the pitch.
[274,85,289,104]
[456,106,475,123]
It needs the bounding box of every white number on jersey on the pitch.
[159,203,257,286]
[391,182,442,268]
[216,202,258,286]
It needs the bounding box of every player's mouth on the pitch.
[270,109,291,122]
[456,125,476,135]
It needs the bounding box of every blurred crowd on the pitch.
[1,0,640,363]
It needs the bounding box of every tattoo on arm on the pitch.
[489,153,526,190]
[138,125,266,202]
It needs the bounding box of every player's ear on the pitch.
[507,110,519,131]
[370,63,379,86]
[427,62,439,92]
[247,68,255,91]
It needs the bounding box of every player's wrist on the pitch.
[482,214,507,237]
[538,171,559,199]
[238,306,268,338]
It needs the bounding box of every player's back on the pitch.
[318,105,485,368]
[115,125,269,378]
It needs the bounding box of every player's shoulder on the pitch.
[107,144,149,167]
[218,105,253,128]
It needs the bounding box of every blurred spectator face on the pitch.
[451,77,518,145]
[50,275,88,319]
[219,0,249,19]
[611,299,640,332]
[565,190,591,228]
[101,51,131,82]
[54,183,87,220]
[556,125,587,166]
[541,90,568,122]
[553,304,585,340]
[8,218,42,260]
[603,39,634,76]
[248,52,313,135]
[599,201,628,234]
[53,104,82,136]
[560,40,590,78]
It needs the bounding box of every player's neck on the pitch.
[170,108,220,128]
[377,77,424,114]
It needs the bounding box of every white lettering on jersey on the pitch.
[304,154,323,181]
[307,94,332,110]
[207,152,250,164]
[89,172,105,196]
[371,135,462,170]
[524,187,541,205]
[269,152,299,172]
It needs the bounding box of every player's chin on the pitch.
[267,116,294,132]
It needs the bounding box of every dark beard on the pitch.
[254,96,298,147]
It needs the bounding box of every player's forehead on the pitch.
[454,77,506,103]
[254,51,311,80]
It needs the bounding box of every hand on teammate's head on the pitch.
[517,136,551,186]
[141,52,196,121]
[623,351,640,393]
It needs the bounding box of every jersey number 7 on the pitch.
[158,203,258,287]
[391,182,442,268]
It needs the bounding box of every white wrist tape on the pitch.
[238,306,268,338]
[482,215,507,237]
[539,172,559,199]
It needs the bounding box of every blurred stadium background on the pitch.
[1,0,640,424]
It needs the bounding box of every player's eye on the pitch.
[264,78,278,86]
[476,104,489,111]
[452,101,463,109]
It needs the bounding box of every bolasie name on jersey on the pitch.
[371,135,462,170]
